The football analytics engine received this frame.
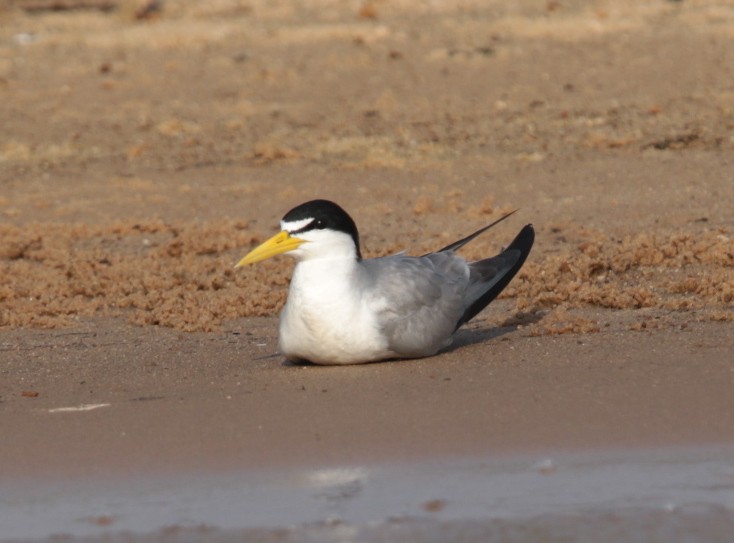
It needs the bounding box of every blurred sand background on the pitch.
[1,0,733,514]
[1,0,732,332]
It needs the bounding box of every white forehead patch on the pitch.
[281,217,314,233]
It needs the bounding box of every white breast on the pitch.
[278,258,393,364]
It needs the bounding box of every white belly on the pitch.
[277,261,393,365]
[279,296,394,365]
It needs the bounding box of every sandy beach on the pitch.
[1,0,733,540]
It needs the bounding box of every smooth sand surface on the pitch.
[1,0,733,540]
[2,314,734,478]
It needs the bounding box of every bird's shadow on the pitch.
[281,310,546,367]
[449,325,511,350]
[449,309,545,351]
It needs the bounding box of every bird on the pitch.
[236,199,534,365]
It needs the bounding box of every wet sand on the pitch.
[1,0,734,540]
[2,313,733,541]
[4,446,734,542]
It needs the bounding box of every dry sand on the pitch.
[2,314,734,478]
[1,0,733,540]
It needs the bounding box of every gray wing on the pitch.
[360,253,470,357]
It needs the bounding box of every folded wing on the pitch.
[456,224,535,329]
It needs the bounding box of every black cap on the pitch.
[282,199,361,258]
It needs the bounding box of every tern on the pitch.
[236,200,534,365]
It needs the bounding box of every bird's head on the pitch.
[235,199,361,267]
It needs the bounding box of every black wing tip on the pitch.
[455,223,535,329]
[514,223,535,251]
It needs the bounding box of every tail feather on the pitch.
[431,210,518,255]
[455,224,535,330]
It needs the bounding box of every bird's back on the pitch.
[360,223,534,356]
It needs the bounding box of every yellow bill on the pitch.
[235,230,306,267]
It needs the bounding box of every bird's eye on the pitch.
[314,219,326,229]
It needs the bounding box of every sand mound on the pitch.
[1,219,730,332]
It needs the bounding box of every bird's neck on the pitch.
[293,255,357,278]
[290,256,359,302]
